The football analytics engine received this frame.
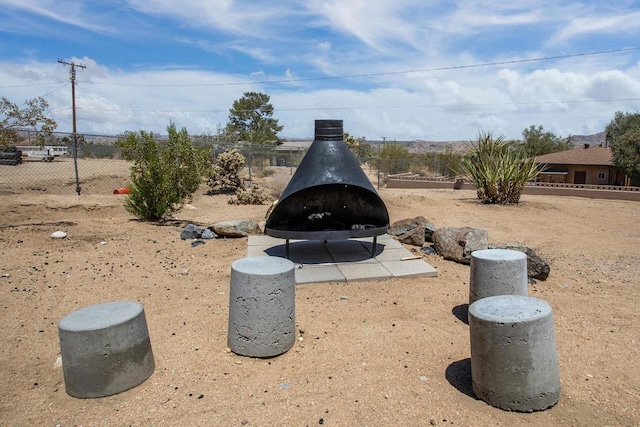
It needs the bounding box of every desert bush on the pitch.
[459,132,546,204]
[116,123,206,221]
[263,171,291,199]
[228,184,270,205]
[209,149,245,193]
[378,143,411,175]
[259,167,276,178]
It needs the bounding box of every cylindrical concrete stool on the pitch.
[58,301,155,398]
[469,295,561,412]
[228,256,295,358]
[469,249,528,305]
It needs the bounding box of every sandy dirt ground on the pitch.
[0,161,639,426]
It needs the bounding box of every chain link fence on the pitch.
[0,131,459,196]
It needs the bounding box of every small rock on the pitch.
[419,376,428,382]
[51,231,67,239]
[421,245,436,255]
[191,240,206,247]
[279,383,290,389]
[201,229,216,239]
[99,241,107,245]
[340,295,349,300]
[181,223,205,240]
[0,273,10,279]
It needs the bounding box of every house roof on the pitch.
[535,146,612,166]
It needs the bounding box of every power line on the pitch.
[80,47,640,88]
[70,97,640,114]
[0,81,67,88]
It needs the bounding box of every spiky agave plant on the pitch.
[459,132,547,204]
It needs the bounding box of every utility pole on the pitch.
[58,60,86,195]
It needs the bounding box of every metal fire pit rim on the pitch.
[264,225,389,241]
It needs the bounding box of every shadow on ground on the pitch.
[452,304,469,325]
[445,358,476,399]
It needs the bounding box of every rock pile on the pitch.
[388,217,550,280]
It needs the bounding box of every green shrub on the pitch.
[459,132,546,204]
[116,123,206,221]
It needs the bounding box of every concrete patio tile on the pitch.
[246,234,437,283]
[264,246,333,264]
[246,246,270,257]
[324,239,367,252]
[247,235,284,246]
[380,259,438,278]
[337,262,393,281]
[330,250,379,263]
[295,264,346,284]
[287,240,329,254]
[354,234,404,249]
[374,247,415,262]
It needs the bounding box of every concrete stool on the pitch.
[58,301,155,398]
[469,249,528,305]
[469,295,561,412]
[228,256,295,357]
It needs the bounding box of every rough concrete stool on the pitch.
[469,295,561,412]
[58,301,155,398]
[469,248,528,305]
[228,256,295,357]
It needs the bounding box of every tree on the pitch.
[116,123,207,221]
[459,132,546,204]
[0,96,57,148]
[519,125,573,156]
[226,92,283,145]
[343,131,374,159]
[606,111,640,186]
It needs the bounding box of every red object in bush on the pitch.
[113,187,131,194]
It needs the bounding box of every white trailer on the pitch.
[20,145,68,161]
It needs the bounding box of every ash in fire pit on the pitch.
[265,120,389,256]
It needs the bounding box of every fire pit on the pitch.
[265,120,389,257]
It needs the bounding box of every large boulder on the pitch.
[432,227,488,264]
[209,220,261,238]
[388,216,437,246]
[489,244,551,281]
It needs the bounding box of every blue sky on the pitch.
[1,0,639,141]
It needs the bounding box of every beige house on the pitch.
[535,145,629,186]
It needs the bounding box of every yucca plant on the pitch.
[458,132,547,204]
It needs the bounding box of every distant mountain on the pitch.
[566,131,606,148]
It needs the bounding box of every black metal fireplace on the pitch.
[265,120,389,257]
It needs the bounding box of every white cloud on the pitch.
[0,0,117,35]
[124,0,302,37]
[550,10,640,44]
